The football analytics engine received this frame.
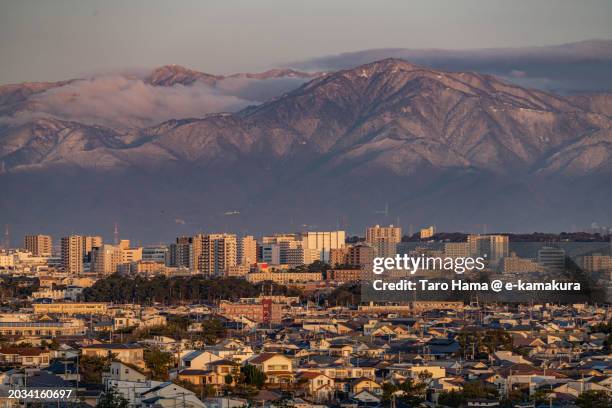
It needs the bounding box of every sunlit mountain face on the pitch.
[1,49,611,240]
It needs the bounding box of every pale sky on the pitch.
[1,0,611,84]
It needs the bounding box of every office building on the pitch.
[121,246,142,264]
[143,246,168,263]
[261,244,281,265]
[538,246,566,273]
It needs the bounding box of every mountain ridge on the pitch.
[1,58,611,238]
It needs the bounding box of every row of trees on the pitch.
[83,274,300,304]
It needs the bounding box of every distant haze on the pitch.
[1,0,612,84]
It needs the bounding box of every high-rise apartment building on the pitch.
[583,254,612,273]
[444,242,470,258]
[366,224,401,257]
[91,244,123,275]
[347,243,375,267]
[468,234,509,263]
[61,235,84,275]
[330,243,375,267]
[301,231,345,262]
[237,235,257,265]
[420,226,436,240]
[260,233,321,265]
[24,234,52,256]
[82,236,103,261]
[167,236,191,268]
[198,234,237,276]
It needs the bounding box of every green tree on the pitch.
[241,364,266,388]
[144,348,173,380]
[307,260,330,272]
[381,382,398,402]
[461,381,498,400]
[575,390,611,408]
[437,390,464,407]
[532,388,554,405]
[457,329,512,359]
[225,374,233,385]
[327,283,360,306]
[397,376,429,406]
[196,319,227,345]
[80,355,111,384]
[97,387,129,408]
[82,274,301,304]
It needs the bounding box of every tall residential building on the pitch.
[331,243,375,267]
[167,236,191,268]
[190,235,203,271]
[468,234,509,263]
[82,236,103,261]
[284,247,320,266]
[91,244,123,275]
[301,231,345,262]
[330,247,349,267]
[444,242,470,258]
[261,233,318,265]
[24,235,52,256]
[420,226,436,240]
[502,254,543,273]
[61,236,84,275]
[366,224,401,257]
[237,235,257,265]
[347,243,375,267]
[118,239,130,250]
[583,254,612,273]
[198,234,237,276]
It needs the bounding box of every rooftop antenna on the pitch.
[114,222,119,245]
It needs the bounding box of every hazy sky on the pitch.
[1,0,612,84]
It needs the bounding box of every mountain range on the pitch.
[293,40,612,95]
[1,56,611,242]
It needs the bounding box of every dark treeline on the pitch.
[82,274,301,304]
